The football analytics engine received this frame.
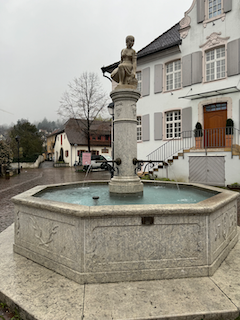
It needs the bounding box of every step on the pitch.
[0,225,239,320]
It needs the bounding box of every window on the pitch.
[206,46,225,82]
[205,103,227,112]
[137,116,142,141]
[65,150,69,157]
[136,72,142,93]
[165,110,181,139]
[166,60,181,91]
[208,0,222,19]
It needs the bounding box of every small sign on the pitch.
[82,152,91,165]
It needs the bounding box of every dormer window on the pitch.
[197,0,232,27]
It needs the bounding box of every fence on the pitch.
[147,128,240,162]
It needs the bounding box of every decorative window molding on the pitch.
[164,110,181,139]
[164,60,182,92]
[137,116,142,141]
[200,33,229,83]
[200,32,229,50]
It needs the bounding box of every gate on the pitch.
[189,156,225,186]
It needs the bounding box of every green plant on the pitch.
[0,303,6,309]
[11,308,21,319]
[194,122,203,137]
[226,118,234,135]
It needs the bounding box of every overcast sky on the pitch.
[0,0,193,126]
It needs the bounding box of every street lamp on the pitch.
[15,135,20,174]
[107,102,114,161]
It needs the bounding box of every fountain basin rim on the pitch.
[11,180,238,219]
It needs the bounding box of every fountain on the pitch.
[12,36,238,285]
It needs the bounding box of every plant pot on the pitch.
[195,137,202,149]
[225,135,233,148]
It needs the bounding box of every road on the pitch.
[0,162,111,233]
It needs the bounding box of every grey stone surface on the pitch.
[109,88,143,194]
[84,278,238,320]
[0,225,240,320]
[12,180,239,284]
[0,224,84,320]
[211,230,240,310]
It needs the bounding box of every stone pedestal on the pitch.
[109,88,143,195]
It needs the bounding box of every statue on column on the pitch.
[111,35,138,89]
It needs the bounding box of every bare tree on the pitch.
[58,72,109,151]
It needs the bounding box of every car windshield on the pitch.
[104,155,112,161]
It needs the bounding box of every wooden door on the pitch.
[203,103,227,147]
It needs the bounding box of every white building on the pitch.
[54,118,111,166]
[103,0,240,186]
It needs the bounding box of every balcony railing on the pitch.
[147,127,240,162]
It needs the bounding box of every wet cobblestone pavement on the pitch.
[0,162,111,234]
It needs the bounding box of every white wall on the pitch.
[11,155,44,169]
[54,132,112,166]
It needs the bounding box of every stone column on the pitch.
[109,88,143,195]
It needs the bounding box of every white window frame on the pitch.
[164,60,182,92]
[137,116,142,142]
[164,110,181,140]
[203,0,225,27]
[208,0,222,19]
[136,71,142,94]
[204,46,227,83]
[205,46,226,82]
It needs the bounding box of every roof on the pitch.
[137,23,181,58]
[101,23,181,74]
[64,118,111,146]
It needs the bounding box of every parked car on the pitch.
[83,154,112,171]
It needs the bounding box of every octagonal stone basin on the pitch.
[12,180,238,284]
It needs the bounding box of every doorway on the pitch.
[203,103,227,148]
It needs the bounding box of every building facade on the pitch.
[54,118,111,166]
[103,0,240,186]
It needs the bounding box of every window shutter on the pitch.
[142,114,150,141]
[182,107,192,138]
[197,0,205,23]
[142,67,150,97]
[223,0,232,13]
[154,64,163,94]
[182,54,192,87]
[192,52,202,84]
[227,39,240,77]
[154,112,163,140]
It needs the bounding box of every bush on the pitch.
[12,154,40,163]
[194,122,203,137]
[226,118,234,135]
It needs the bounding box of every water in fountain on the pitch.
[35,183,217,206]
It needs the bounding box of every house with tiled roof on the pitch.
[102,0,240,186]
[54,118,111,166]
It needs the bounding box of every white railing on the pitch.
[147,128,240,162]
